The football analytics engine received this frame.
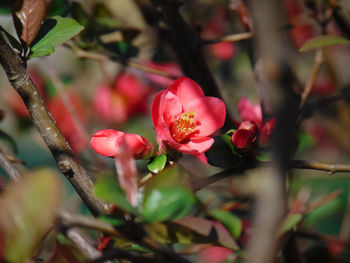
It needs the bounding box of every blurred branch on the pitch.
[203,32,254,45]
[148,0,234,131]
[0,33,108,216]
[64,228,102,261]
[0,147,22,181]
[300,49,324,108]
[59,210,118,235]
[219,31,254,42]
[67,42,178,79]
[246,0,300,262]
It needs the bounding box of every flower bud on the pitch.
[91,129,154,159]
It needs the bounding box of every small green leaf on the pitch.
[147,154,167,173]
[143,187,195,223]
[299,35,350,52]
[94,174,138,214]
[30,16,84,58]
[205,135,244,169]
[277,213,303,236]
[208,209,242,239]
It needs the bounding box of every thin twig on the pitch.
[219,31,254,43]
[289,160,350,174]
[0,147,22,181]
[67,42,178,79]
[0,33,108,216]
[300,49,324,108]
[190,162,258,191]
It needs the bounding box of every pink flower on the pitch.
[93,73,150,123]
[152,77,226,155]
[209,42,235,61]
[231,97,275,150]
[91,129,154,159]
[231,120,258,149]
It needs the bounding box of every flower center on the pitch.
[171,112,196,143]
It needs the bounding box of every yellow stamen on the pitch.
[171,112,196,143]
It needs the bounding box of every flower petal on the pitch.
[185,97,226,137]
[152,90,182,143]
[175,137,214,155]
[237,97,262,127]
[91,129,124,156]
[231,129,256,150]
[168,77,205,106]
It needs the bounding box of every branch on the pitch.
[190,162,258,191]
[0,33,108,216]
[64,228,102,260]
[0,147,22,181]
[149,0,234,130]
[289,160,350,174]
[67,42,178,80]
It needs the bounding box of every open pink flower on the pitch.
[152,77,226,155]
[91,129,154,159]
[231,97,275,150]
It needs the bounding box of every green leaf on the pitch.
[30,16,84,58]
[143,187,195,223]
[94,174,138,214]
[0,169,62,262]
[277,213,303,236]
[205,135,244,169]
[305,198,342,227]
[299,35,350,52]
[0,129,18,153]
[208,209,242,239]
[98,215,124,227]
[147,154,167,173]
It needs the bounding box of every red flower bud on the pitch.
[91,129,154,159]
